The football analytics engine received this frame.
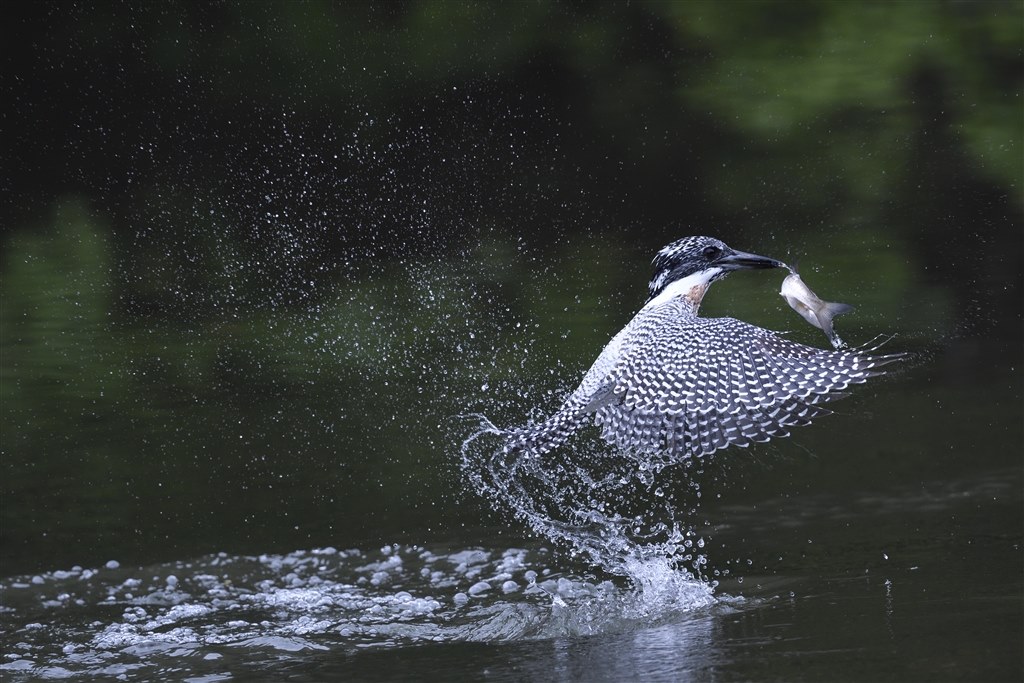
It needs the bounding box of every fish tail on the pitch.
[825,301,854,317]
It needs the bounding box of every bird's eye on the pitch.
[702,246,721,260]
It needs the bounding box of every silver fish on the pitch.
[779,264,854,350]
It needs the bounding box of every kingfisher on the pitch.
[499,236,899,461]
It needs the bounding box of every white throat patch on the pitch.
[645,267,723,310]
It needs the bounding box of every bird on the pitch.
[498,235,900,462]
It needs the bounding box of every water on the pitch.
[3,209,1021,682]
[460,414,711,578]
[2,311,1021,680]
[4,3,1023,681]
[0,543,715,679]
[3,466,1018,680]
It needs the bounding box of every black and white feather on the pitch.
[500,236,900,460]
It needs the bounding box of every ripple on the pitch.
[0,542,717,680]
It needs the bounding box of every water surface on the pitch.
[3,2,1022,681]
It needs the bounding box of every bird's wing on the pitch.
[591,316,899,459]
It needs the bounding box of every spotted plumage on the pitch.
[501,236,900,460]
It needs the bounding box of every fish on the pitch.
[779,263,855,350]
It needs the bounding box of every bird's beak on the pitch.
[718,249,785,271]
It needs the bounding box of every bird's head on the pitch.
[647,236,783,304]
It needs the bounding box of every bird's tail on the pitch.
[458,399,587,461]
[499,401,589,459]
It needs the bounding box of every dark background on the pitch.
[2,1,1021,576]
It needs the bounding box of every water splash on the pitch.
[459,414,713,596]
[0,543,718,680]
